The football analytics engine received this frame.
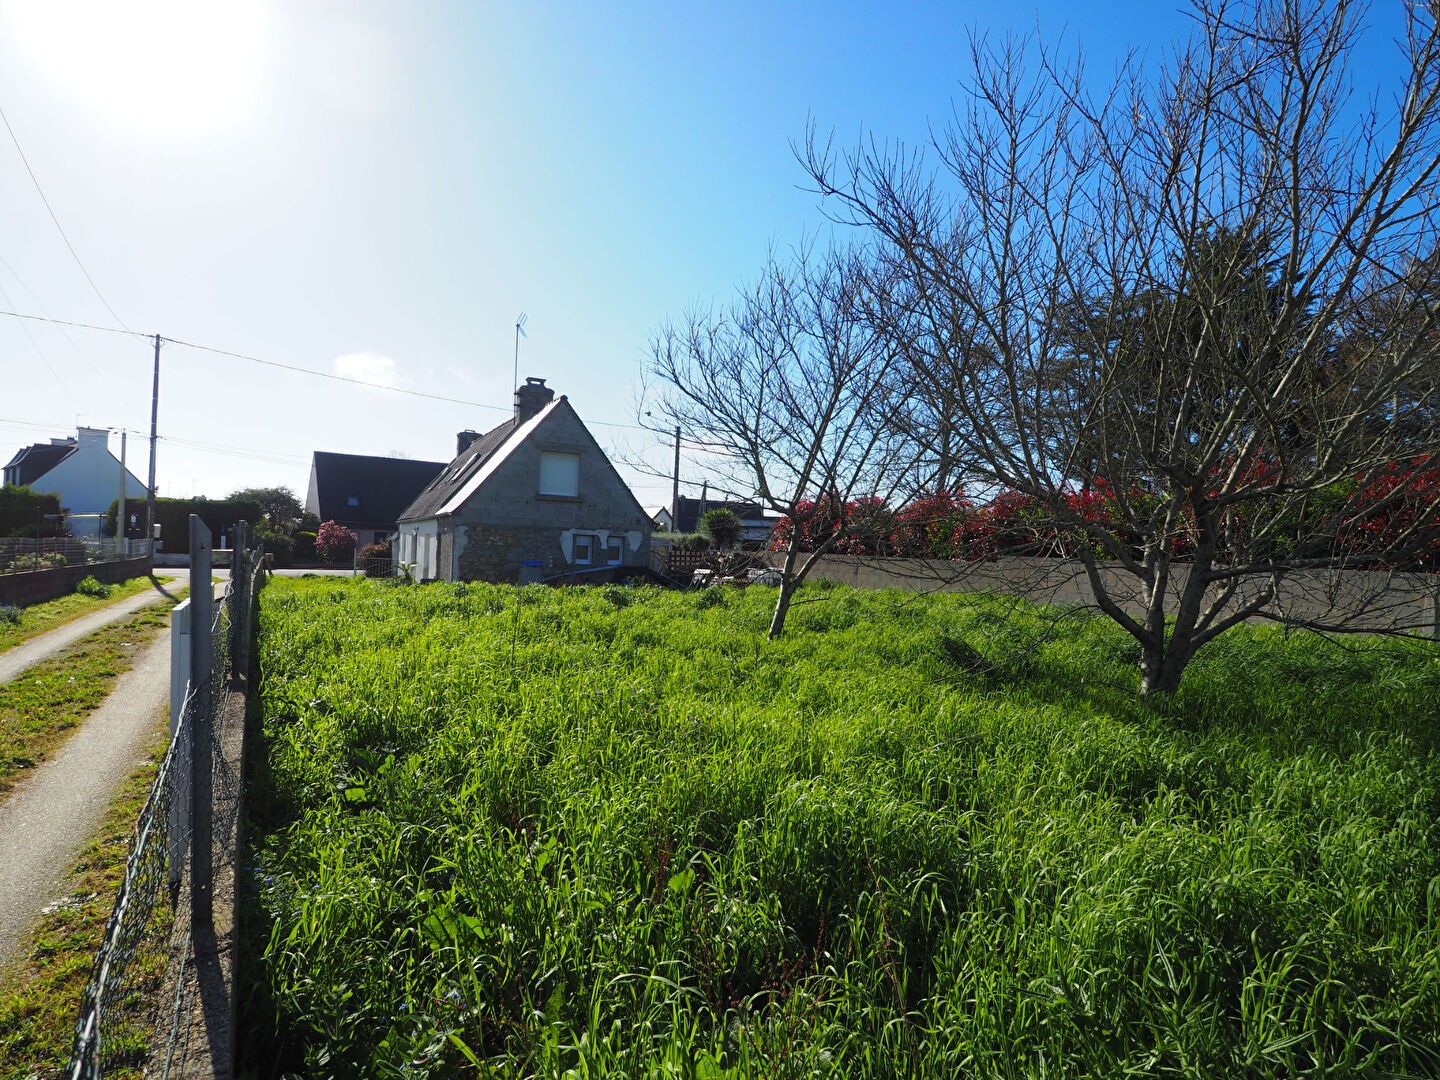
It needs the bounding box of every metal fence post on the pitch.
[168,598,192,891]
[189,515,214,931]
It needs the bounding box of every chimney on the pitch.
[456,429,481,455]
[514,376,554,423]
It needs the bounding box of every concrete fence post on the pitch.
[168,598,191,891]
[189,515,214,931]
[229,521,248,679]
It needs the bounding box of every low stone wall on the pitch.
[769,553,1440,635]
[0,554,153,607]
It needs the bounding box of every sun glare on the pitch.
[5,1,267,136]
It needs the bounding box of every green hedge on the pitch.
[0,485,66,538]
[118,497,264,554]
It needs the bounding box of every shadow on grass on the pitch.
[938,604,1440,758]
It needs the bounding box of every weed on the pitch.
[73,575,110,599]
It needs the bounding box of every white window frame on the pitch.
[605,535,624,565]
[538,451,580,496]
[572,533,595,565]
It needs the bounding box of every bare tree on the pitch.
[646,246,916,638]
[805,0,1440,693]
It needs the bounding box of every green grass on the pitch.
[0,598,181,796]
[0,730,173,1080]
[0,575,172,653]
[242,577,1440,1077]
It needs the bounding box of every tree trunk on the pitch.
[1138,643,1191,696]
[769,577,799,640]
[768,539,804,640]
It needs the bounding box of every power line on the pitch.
[159,335,657,433]
[0,307,147,339]
[160,334,523,415]
[0,281,83,413]
[0,103,131,331]
[0,255,150,417]
[160,434,311,467]
[0,307,668,437]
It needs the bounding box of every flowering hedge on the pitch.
[1340,457,1440,570]
[768,464,1440,570]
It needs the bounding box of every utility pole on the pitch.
[118,429,126,555]
[671,425,680,522]
[146,334,159,556]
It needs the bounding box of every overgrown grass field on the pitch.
[244,577,1440,1077]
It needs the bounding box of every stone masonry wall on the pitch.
[456,524,569,583]
[766,553,1440,635]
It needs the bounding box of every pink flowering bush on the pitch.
[315,520,358,565]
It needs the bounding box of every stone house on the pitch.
[393,378,651,583]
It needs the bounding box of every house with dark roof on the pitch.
[305,451,446,547]
[3,427,146,538]
[394,377,651,583]
[671,494,782,547]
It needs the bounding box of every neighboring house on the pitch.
[305,451,446,547]
[2,427,147,538]
[649,506,674,532]
[394,377,651,583]
[671,494,782,547]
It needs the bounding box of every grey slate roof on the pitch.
[309,451,446,527]
[397,418,519,522]
[674,496,775,534]
[3,442,76,488]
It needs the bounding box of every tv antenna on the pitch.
[513,312,528,394]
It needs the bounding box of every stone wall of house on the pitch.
[456,524,567,583]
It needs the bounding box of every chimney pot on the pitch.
[514,376,555,423]
[456,429,480,456]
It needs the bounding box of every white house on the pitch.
[2,427,147,538]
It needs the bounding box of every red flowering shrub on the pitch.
[769,494,900,556]
[763,459,1440,570]
[892,491,973,558]
[1340,457,1440,570]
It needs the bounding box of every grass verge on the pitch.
[0,596,182,798]
[0,576,173,653]
[0,729,173,1080]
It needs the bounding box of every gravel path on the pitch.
[0,625,173,971]
[0,570,191,687]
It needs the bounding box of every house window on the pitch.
[538,451,580,496]
[346,496,360,508]
[572,534,595,565]
[606,536,624,565]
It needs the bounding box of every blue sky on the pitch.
[0,1,1411,512]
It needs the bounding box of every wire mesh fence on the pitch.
[65,520,265,1079]
[0,536,143,575]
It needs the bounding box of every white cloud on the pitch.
[334,351,400,388]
